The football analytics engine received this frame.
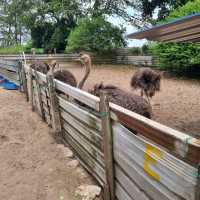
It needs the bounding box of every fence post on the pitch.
[100,91,115,200]
[20,61,29,101]
[17,61,23,92]
[34,70,45,121]
[46,73,62,133]
[28,66,34,111]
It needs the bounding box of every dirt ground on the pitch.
[61,63,200,138]
[0,88,101,200]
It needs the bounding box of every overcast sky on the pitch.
[108,16,147,47]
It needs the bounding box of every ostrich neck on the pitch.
[78,62,91,89]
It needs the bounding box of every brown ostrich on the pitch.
[89,83,152,119]
[30,61,50,74]
[50,53,91,89]
[131,67,161,102]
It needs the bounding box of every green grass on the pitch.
[0,45,44,54]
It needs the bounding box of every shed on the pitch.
[127,13,200,42]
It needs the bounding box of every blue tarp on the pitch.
[0,76,18,90]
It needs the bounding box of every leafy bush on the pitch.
[150,43,200,74]
[66,17,127,54]
[150,0,200,76]
[128,47,141,55]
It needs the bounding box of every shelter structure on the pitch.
[127,13,200,42]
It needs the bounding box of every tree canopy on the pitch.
[66,17,126,54]
[0,0,192,51]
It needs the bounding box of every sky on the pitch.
[108,16,147,47]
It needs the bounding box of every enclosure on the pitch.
[0,54,199,200]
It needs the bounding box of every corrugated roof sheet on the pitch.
[127,13,200,42]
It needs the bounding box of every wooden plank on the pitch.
[46,73,61,133]
[110,103,200,166]
[55,79,100,111]
[58,96,101,131]
[41,88,49,98]
[43,103,50,116]
[62,121,104,166]
[62,129,106,185]
[115,166,150,200]
[21,63,29,101]
[34,71,45,120]
[28,66,34,111]
[154,26,200,42]
[113,123,197,200]
[0,60,18,71]
[41,94,50,107]
[60,110,102,149]
[100,92,115,200]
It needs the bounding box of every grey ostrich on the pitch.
[30,61,50,74]
[131,67,161,103]
[50,53,91,89]
[89,83,152,119]
[72,55,153,119]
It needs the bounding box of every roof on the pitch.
[127,13,200,42]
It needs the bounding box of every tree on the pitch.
[23,0,80,52]
[66,17,127,54]
[0,0,31,46]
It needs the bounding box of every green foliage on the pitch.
[128,45,149,56]
[0,43,44,55]
[133,0,190,26]
[150,42,200,74]
[66,17,126,54]
[165,0,200,22]
[128,47,141,55]
[0,45,24,54]
[149,0,200,76]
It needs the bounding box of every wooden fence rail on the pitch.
[0,58,199,200]
[0,54,153,66]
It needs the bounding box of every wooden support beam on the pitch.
[17,61,23,92]
[100,91,115,200]
[46,73,61,133]
[21,63,29,101]
[28,66,34,111]
[34,70,45,121]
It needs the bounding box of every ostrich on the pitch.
[89,83,152,119]
[30,61,50,74]
[71,55,152,119]
[131,67,161,103]
[49,53,91,89]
